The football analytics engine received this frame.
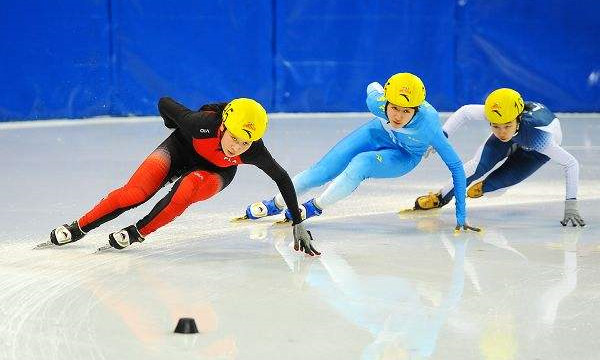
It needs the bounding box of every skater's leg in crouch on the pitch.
[283,148,419,221]
[78,147,172,232]
[50,135,183,246]
[136,167,235,237]
[317,148,418,208]
[272,120,395,209]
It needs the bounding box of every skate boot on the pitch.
[108,225,145,250]
[414,192,444,210]
[467,181,484,198]
[50,221,86,246]
[245,198,284,220]
[285,198,322,222]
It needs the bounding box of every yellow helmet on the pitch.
[222,98,268,142]
[383,73,426,107]
[484,88,525,124]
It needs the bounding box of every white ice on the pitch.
[0,113,599,360]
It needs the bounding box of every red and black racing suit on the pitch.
[77,97,303,237]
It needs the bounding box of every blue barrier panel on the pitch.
[0,1,110,120]
[0,1,598,120]
[273,1,457,112]
[109,0,273,115]
[456,0,600,111]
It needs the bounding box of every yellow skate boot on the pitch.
[467,181,484,198]
[414,192,443,210]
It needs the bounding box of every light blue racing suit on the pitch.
[287,86,467,225]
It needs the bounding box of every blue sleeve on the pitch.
[430,129,466,225]
[366,90,387,120]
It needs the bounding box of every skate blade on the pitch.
[33,241,54,250]
[397,207,441,219]
[94,244,114,253]
[398,207,418,214]
[273,219,292,226]
[230,215,250,223]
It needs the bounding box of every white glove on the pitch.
[560,199,585,227]
[366,82,384,95]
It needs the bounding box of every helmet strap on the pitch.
[217,123,226,150]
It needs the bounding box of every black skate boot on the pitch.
[108,225,145,250]
[50,221,86,246]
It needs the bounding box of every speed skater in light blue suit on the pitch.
[243,73,479,231]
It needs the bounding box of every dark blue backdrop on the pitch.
[1,0,598,121]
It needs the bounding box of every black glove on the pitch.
[293,223,320,256]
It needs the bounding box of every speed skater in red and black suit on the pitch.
[48,97,319,255]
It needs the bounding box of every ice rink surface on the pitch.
[1,113,599,360]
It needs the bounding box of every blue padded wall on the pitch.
[455,1,600,111]
[109,0,273,115]
[0,1,111,120]
[273,1,457,111]
[0,0,598,120]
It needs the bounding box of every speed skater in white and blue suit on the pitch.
[242,73,480,232]
[413,88,585,227]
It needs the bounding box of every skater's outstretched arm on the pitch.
[158,97,225,140]
[250,149,302,223]
[538,141,585,226]
[442,105,485,137]
[431,129,480,232]
[422,105,484,160]
[246,144,321,256]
